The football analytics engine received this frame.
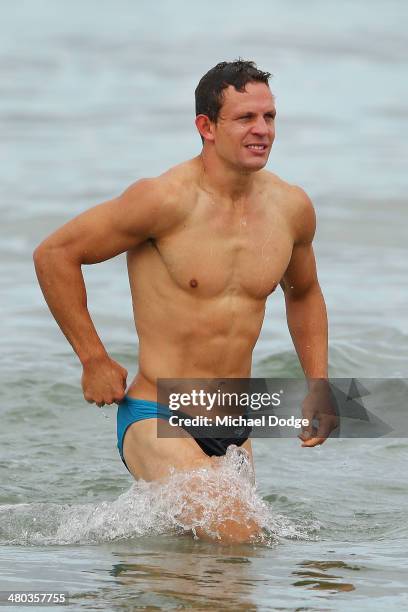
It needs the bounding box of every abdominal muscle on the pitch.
[126,287,266,401]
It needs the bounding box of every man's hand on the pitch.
[298,382,338,447]
[81,355,128,407]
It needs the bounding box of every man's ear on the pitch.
[195,114,216,143]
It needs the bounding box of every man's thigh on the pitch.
[123,418,254,482]
[123,421,260,544]
[123,418,214,481]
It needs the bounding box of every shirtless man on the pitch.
[33,60,332,543]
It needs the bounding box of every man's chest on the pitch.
[154,205,294,299]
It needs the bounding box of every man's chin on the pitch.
[240,157,269,172]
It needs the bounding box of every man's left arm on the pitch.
[280,187,336,446]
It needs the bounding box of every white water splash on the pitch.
[0,447,318,546]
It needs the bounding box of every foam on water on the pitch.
[0,447,318,546]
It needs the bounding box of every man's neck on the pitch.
[197,149,256,203]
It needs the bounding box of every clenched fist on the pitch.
[81,354,128,407]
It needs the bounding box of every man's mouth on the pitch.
[245,144,268,151]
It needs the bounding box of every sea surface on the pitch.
[1,1,407,610]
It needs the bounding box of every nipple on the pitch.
[190,279,198,288]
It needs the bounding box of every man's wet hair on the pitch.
[195,59,272,125]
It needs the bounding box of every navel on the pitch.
[189,278,198,288]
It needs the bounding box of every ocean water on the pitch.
[1,0,408,610]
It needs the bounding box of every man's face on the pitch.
[212,82,276,172]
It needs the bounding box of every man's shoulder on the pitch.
[262,170,309,200]
[261,171,316,243]
[126,158,197,204]
[121,160,197,236]
[286,183,316,245]
[158,157,201,198]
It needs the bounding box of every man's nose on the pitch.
[251,117,269,135]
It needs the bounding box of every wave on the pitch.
[254,326,408,378]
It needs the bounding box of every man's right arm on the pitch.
[33,178,173,406]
